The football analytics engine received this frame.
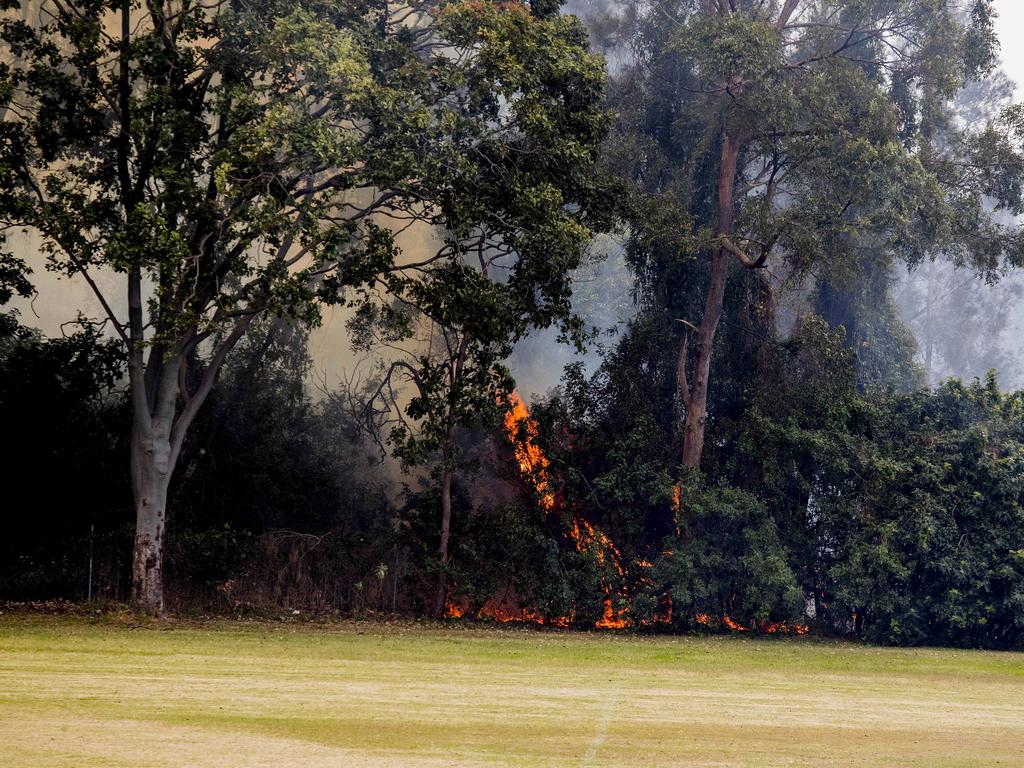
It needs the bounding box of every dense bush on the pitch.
[3,302,1022,647]
[0,312,132,600]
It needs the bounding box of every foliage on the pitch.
[818,374,1024,647]
[340,0,613,474]
[0,311,131,599]
[650,482,804,627]
[165,317,395,610]
[0,0,614,610]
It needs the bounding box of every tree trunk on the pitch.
[125,317,252,615]
[432,337,468,619]
[680,133,742,469]
[130,423,172,615]
[433,464,454,618]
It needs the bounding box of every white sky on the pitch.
[994,0,1024,96]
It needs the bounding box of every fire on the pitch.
[671,484,682,537]
[443,596,570,627]
[504,392,556,511]
[694,612,809,635]
[595,598,629,629]
[502,391,629,629]
[478,599,544,625]
[656,593,673,624]
[570,519,625,577]
[759,620,810,635]
[722,615,749,632]
[446,391,812,637]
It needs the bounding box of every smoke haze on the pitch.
[7,0,1024,395]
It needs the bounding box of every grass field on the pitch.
[1,615,1023,767]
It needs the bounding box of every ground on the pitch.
[1,614,1023,767]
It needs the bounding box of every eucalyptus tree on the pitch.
[608,0,1024,471]
[0,0,608,613]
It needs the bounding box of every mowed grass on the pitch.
[1,615,1023,767]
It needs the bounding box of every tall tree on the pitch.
[343,0,610,615]
[606,0,1024,471]
[0,0,607,613]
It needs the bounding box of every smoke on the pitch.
[12,1,1024,402]
[886,3,1024,391]
[506,234,636,400]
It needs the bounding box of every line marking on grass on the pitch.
[582,679,622,766]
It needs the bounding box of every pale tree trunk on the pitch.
[130,424,172,614]
[126,308,254,616]
[680,133,742,469]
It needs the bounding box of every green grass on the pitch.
[1,614,1023,767]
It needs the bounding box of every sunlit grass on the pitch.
[1,614,1022,767]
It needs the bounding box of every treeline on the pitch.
[4,307,1024,647]
[2,0,1024,648]
[529,317,1024,648]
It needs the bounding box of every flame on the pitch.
[503,391,630,629]
[722,615,749,632]
[504,392,556,511]
[672,484,682,537]
[450,392,811,637]
[595,598,629,629]
[759,620,810,635]
[694,612,808,635]
[444,596,571,627]
[478,599,544,625]
[656,593,673,624]
[569,519,625,577]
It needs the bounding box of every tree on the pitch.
[605,0,1024,472]
[342,0,611,614]
[0,0,607,613]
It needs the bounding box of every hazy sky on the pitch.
[994,0,1024,96]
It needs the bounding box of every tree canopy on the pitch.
[2,0,1024,649]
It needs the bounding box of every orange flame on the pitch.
[503,391,630,629]
[595,597,629,629]
[504,392,556,511]
[694,612,808,635]
[450,392,811,637]
[672,484,682,537]
[722,615,750,632]
[444,596,573,627]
